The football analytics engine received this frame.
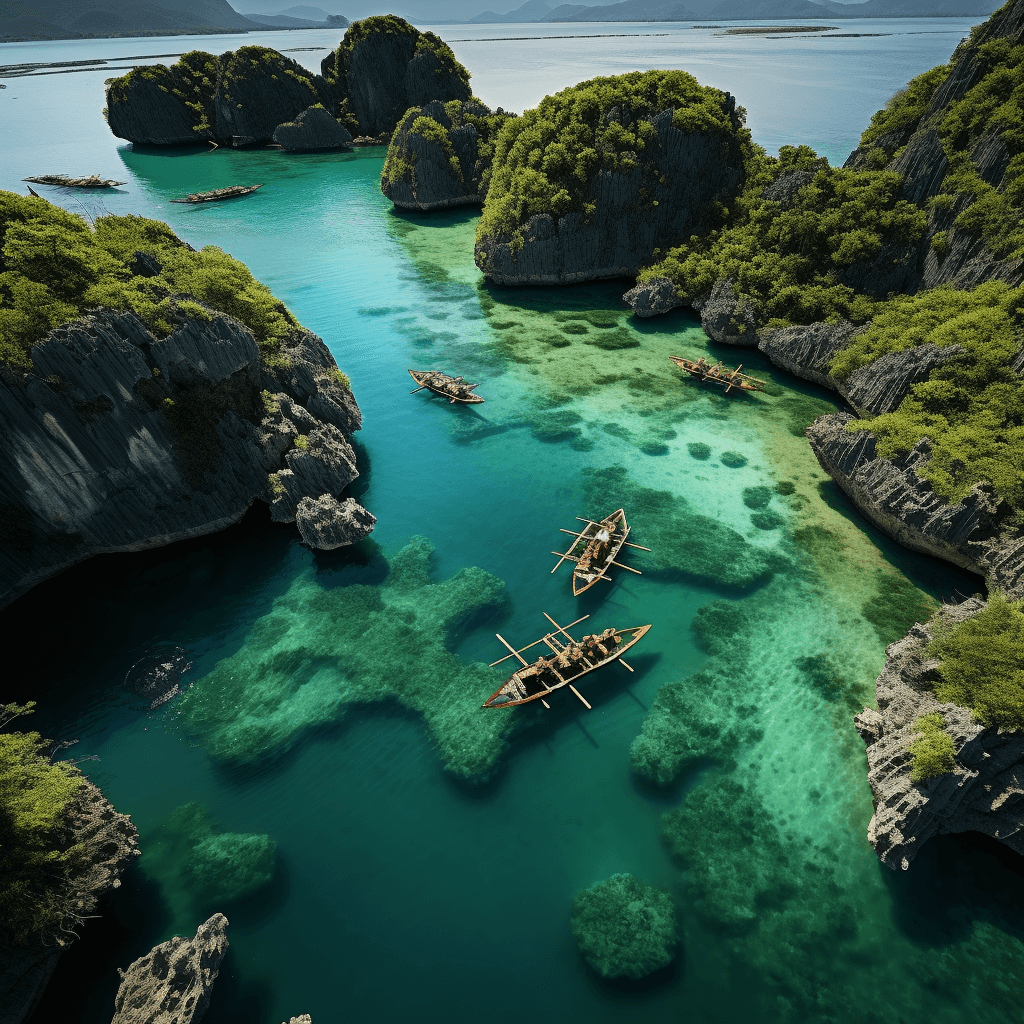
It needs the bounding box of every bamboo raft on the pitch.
[408,369,484,404]
[24,174,125,188]
[482,613,651,710]
[551,509,650,596]
[669,355,766,393]
[171,184,263,204]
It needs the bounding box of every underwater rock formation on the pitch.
[273,105,353,152]
[175,536,515,781]
[474,71,750,285]
[855,598,1024,869]
[0,781,139,1024]
[0,310,371,610]
[806,414,1024,596]
[112,913,228,1024]
[570,874,679,979]
[381,100,511,211]
[320,16,472,137]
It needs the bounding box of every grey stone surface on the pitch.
[761,168,815,206]
[698,277,759,346]
[757,320,864,390]
[296,494,377,548]
[0,309,371,610]
[273,106,353,152]
[106,67,212,145]
[842,342,963,414]
[622,276,683,317]
[475,105,745,285]
[856,599,1024,870]
[0,781,139,1024]
[112,914,229,1024]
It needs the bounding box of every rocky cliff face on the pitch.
[855,599,1024,870]
[112,914,228,1024]
[0,781,139,1024]
[0,309,374,610]
[475,102,747,285]
[273,106,353,152]
[382,99,508,211]
[320,16,472,138]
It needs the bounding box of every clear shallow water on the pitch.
[3,20,1023,1024]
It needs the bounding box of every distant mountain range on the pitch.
[0,0,347,40]
[467,0,999,21]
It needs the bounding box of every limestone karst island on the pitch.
[2,1,1024,1021]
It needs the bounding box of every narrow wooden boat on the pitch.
[551,509,650,596]
[482,613,651,710]
[408,369,484,404]
[24,174,125,188]
[669,355,766,393]
[171,184,263,204]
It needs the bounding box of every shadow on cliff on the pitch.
[883,830,1024,948]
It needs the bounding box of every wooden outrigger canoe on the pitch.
[669,355,766,394]
[483,614,650,709]
[24,174,125,188]
[483,613,651,710]
[551,509,650,596]
[408,369,484,404]
[171,184,263,203]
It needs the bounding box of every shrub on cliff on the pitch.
[570,873,679,979]
[0,193,298,370]
[636,144,926,327]
[927,593,1024,730]
[907,713,957,782]
[832,281,1024,510]
[0,703,86,945]
[477,70,750,263]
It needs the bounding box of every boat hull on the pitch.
[408,369,485,404]
[571,509,629,596]
[481,624,651,708]
[668,355,764,392]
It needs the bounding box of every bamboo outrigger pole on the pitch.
[572,519,651,552]
[495,633,550,708]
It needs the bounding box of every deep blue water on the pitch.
[4,19,1023,1024]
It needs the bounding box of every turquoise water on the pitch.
[4,20,1024,1024]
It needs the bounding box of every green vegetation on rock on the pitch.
[175,536,514,781]
[857,63,952,155]
[0,703,85,945]
[478,70,750,244]
[927,593,1024,729]
[107,50,218,134]
[570,873,678,979]
[907,713,957,782]
[0,193,299,369]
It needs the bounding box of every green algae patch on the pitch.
[687,442,712,460]
[141,803,276,910]
[720,450,748,468]
[581,465,783,590]
[570,873,679,980]
[861,568,937,646]
[907,713,957,783]
[176,537,514,782]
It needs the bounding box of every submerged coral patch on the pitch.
[687,442,713,460]
[570,873,679,980]
[175,537,513,781]
[720,451,748,468]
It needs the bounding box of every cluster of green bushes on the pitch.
[0,703,86,945]
[907,713,957,782]
[856,63,952,161]
[832,281,1024,511]
[927,593,1024,730]
[638,144,926,327]
[0,193,298,370]
[477,70,750,244]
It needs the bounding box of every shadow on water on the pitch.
[884,830,1024,949]
[585,950,685,999]
[203,946,275,1024]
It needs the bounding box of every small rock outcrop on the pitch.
[695,276,759,346]
[0,310,372,610]
[111,914,229,1024]
[855,598,1024,870]
[272,105,353,152]
[474,72,750,285]
[622,276,684,317]
[296,495,376,549]
[381,99,509,211]
[320,16,473,138]
[0,781,139,1024]
[757,320,865,390]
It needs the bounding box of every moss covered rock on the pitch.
[381,99,513,211]
[570,873,679,979]
[321,16,472,138]
[474,70,751,285]
[273,105,353,152]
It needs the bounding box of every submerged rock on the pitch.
[855,598,1024,869]
[273,105,353,152]
[570,874,679,980]
[381,99,510,211]
[112,914,229,1024]
[474,71,750,286]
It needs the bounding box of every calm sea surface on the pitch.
[4,19,1023,1024]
